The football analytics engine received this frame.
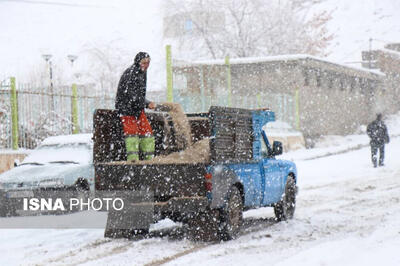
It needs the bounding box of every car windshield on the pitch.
[21,143,92,166]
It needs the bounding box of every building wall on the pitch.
[229,61,381,137]
[0,153,28,174]
[375,52,400,115]
[361,46,400,116]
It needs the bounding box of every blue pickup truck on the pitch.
[94,106,297,241]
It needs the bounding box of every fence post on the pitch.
[10,77,19,150]
[199,66,206,112]
[72,83,79,134]
[295,88,300,130]
[166,45,173,102]
[225,55,232,107]
[256,93,261,108]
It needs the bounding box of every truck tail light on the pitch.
[95,174,101,190]
[205,173,212,192]
[205,182,212,191]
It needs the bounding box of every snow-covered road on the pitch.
[1,137,399,266]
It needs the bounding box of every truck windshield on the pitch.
[260,129,272,156]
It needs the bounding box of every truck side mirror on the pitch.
[272,141,283,156]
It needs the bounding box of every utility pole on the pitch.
[42,54,55,113]
[67,54,78,67]
[166,45,173,102]
[68,55,79,134]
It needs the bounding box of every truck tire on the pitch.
[219,185,243,240]
[274,176,296,221]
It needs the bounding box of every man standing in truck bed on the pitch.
[115,52,156,161]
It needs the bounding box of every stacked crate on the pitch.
[209,106,253,163]
[209,106,275,163]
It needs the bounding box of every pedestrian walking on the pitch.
[367,113,390,167]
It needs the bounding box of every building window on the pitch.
[173,71,188,92]
[316,71,322,87]
[350,77,357,92]
[303,69,310,86]
[360,78,367,94]
[368,80,375,95]
[340,76,345,91]
[327,73,333,89]
[184,19,193,34]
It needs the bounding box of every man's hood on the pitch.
[133,52,150,70]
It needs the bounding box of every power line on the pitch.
[0,0,106,8]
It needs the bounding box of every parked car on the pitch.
[0,134,94,216]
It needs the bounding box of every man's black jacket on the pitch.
[367,119,389,146]
[115,52,150,118]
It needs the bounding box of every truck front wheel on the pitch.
[274,176,296,221]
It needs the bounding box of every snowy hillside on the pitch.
[323,0,400,64]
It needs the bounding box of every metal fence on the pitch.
[0,79,117,149]
[173,90,294,124]
[0,77,169,150]
[0,75,294,150]
[0,79,12,149]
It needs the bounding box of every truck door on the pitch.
[261,158,284,205]
[260,131,285,205]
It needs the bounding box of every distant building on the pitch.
[164,11,225,38]
[362,43,400,116]
[172,55,384,139]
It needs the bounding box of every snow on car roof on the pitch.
[40,134,93,146]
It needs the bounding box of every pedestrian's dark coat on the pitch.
[367,117,389,146]
[115,52,150,118]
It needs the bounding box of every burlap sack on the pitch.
[158,102,192,150]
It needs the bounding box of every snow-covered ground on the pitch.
[0,114,399,266]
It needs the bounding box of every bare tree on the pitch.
[80,40,132,94]
[164,0,333,59]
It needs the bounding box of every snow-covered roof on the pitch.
[40,134,93,146]
[174,54,385,77]
[380,48,400,58]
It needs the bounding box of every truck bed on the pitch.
[95,163,208,199]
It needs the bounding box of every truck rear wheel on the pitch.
[274,176,296,221]
[187,209,220,242]
[219,185,243,240]
[187,186,243,242]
